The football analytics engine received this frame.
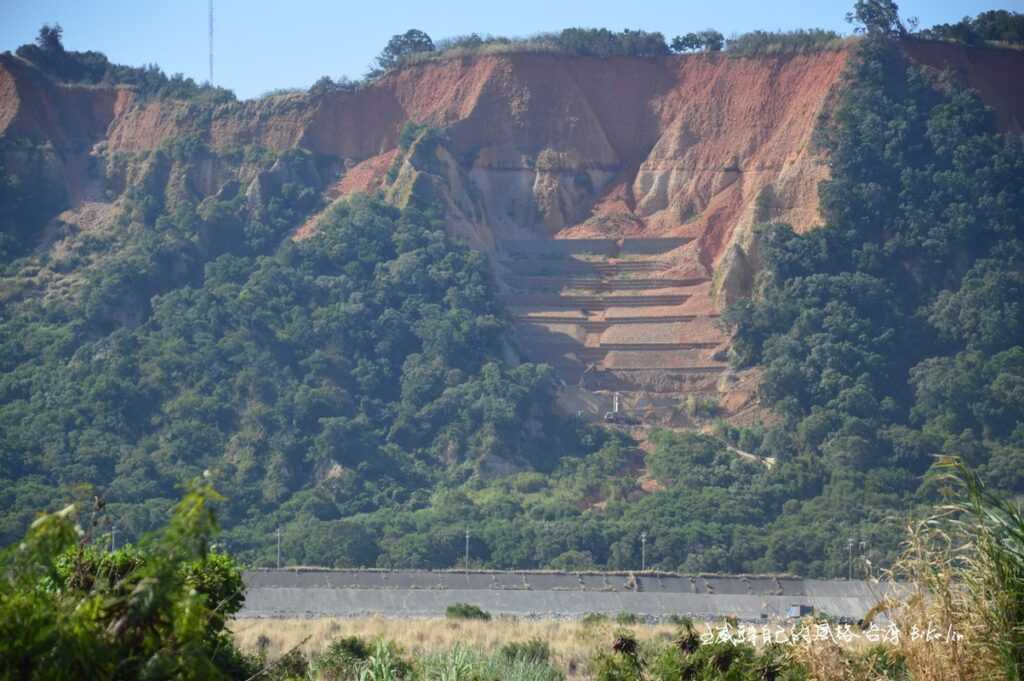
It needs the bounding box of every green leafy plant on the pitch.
[445,603,492,621]
[0,484,256,681]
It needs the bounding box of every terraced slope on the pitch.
[499,237,734,423]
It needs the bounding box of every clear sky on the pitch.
[2,0,1022,99]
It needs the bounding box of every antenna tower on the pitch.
[208,0,214,85]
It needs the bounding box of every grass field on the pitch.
[232,616,680,678]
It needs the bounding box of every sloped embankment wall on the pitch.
[240,569,892,621]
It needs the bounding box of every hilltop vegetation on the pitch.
[919,9,1024,46]
[358,5,1021,80]
[10,24,235,103]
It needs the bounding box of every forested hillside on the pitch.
[1,18,1022,577]
[0,136,595,562]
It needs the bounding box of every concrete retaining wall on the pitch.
[497,238,691,257]
[240,570,895,621]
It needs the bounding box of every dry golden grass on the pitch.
[232,616,679,678]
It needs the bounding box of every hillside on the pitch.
[5,42,1022,419]
[1,31,1023,575]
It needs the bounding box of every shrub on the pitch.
[421,645,563,681]
[312,636,372,681]
[398,121,428,151]
[435,33,487,51]
[357,641,412,681]
[724,28,845,56]
[754,184,779,223]
[557,28,669,57]
[0,484,258,681]
[683,395,720,418]
[666,614,695,628]
[267,648,309,680]
[591,631,643,681]
[500,639,553,664]
[670,30,724,53]
[445,602,492,620]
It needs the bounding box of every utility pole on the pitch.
[464,528,470,573]
[276,527,281,569]
[641,531,647,572]
[847,538,854,580]
[208,0,214,85]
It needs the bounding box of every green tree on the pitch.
[846,0,907,36]
[376,29,435,71]
[698,29,725,51]
[670,30,723,52]
[35,24,63,52]
[670,33,702,52]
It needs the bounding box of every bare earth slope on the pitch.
[4,42,1023,423]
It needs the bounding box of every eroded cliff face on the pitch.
[4,43,1023,423]
[297,49,851,270]
[8,43,1021,264]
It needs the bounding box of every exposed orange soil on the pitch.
[4,42,1023,300]
[333,149,400,197]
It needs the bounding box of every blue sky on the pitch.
[2,0,1022,99]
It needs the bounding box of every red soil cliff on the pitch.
[3,43,1023,268]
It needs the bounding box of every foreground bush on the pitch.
[310,636,372,681]
[0,485,255,681]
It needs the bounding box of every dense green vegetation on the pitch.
[374,29,437,73]
[723,33,1024,566]
[670,31,725,53]
[722,29,845,56]
[371,28,675,73]
[0,128,597,568]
